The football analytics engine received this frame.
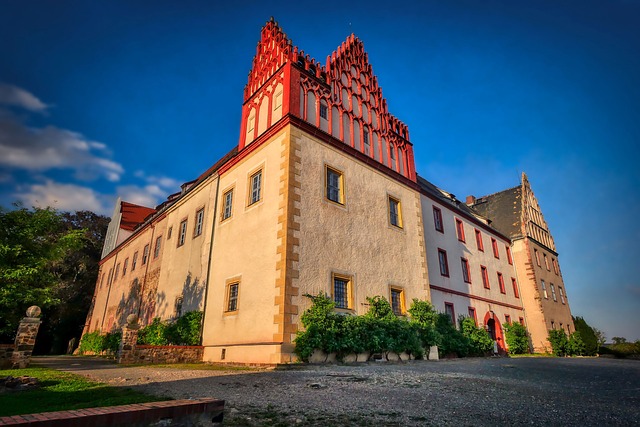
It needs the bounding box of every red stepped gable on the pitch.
[239,18,416,182]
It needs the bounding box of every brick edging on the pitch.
[0,398,224,426]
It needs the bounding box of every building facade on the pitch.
[83,19,573,362]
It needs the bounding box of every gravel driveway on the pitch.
[33,356,640,426]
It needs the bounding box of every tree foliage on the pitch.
[572,316,599,356]
[0,205,109,352]
[503,321,530,354]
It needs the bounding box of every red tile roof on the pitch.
[120,201,156,231]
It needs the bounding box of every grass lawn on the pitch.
[0,367,167,417]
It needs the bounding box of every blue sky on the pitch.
[1,0,638,341]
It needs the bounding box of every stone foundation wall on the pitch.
[0,344,14,369]
[123,345,204,364]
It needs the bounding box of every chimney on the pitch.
[466,195,476,206]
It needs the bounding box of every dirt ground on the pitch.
[33,356,640,426]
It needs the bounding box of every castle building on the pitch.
[83,19,573,362]
[468,175,574,352]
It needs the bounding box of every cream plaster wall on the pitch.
[155,176,218,321]
[294,127,429,322]
[421,196,524,324]
[89,222,159,333]
[202,130,286,363]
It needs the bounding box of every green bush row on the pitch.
[137,311,203,346]
[599,341,640,358]
[548,329,587,356]
[294,294,519,362]
[78,311,203,354]
[78,330,121,355]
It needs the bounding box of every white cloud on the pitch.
[0,112,124,181]
[0,83,48,112]
[116,184,168,208]
[134,170,181,190]
[14,180,114,215]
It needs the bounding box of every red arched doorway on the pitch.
[484,311,506,355]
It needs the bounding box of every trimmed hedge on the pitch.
[294,294,501,361]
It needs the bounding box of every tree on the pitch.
[592,327,606,347]
[572,316,599,356]
[36,211,110,354]
[612,337,627,344]
[0,205,109,353]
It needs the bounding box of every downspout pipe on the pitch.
[200,175,221,343]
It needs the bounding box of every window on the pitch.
[388,196,402,228]
[194,208,204,237]
[519,317,525,326]
[390,287,405,315]
[274,91,283,110]
[332,274,352,309]
[319,103,327,119]
[491,238,499,258]
[226,282,239,312]
[461,258,471,283]
[468,307,477,326]
[553,258,559,275]
[512,277,519,298]
[444,302,455,325]
[167,226,172,240]
[544,254,550,271]
[363,131,370,155]
[506,246,513,265]
[123,258,129,276]
[154,236,162,258]
[559,286,565,304]
[174,295,184,318]
[389,142,395,165]
[455,219,465,242]
[177,220,188,247]
[481,266,490,289]
[498,272,506,294]
[475,229,484,251]
[535,249,541,266]
[433,207,444,232]
[326,166,344,204]
[114,263,120,281]
[550,283,557,301]
[222,189,233,220]
[142,244,150,265]
[249,170,262,205]
[541,280,548,299]
[132,251,138,271]
[505,314,511,324]
[247,115,255,133]
[438,249,449,277]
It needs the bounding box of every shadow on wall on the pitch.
[114,273,205,328]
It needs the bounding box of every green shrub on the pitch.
[460,317,493,356]
[164,311,203,345]
[137,318,169,345]
[136,312,203,346]
[78,330,106,354]
[503,321,530,354]
[435,313,470,357]
[407,299,440,348]
[104,331,122,353]
[548,329,569,356]
[567,331,586,356]
[78,330,121,355]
